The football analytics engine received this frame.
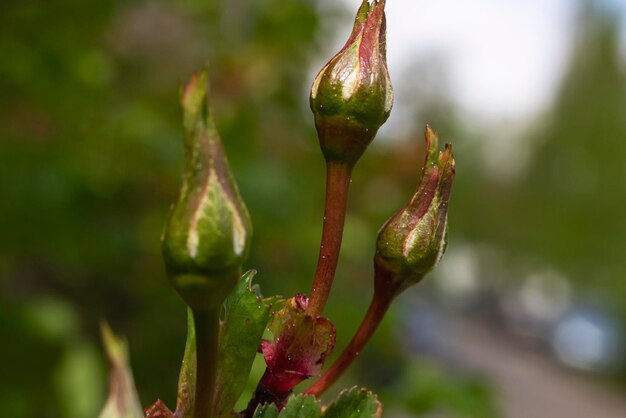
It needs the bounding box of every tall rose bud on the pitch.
[375,126,455,296]
[310,0,393,166]
[162,71,252,311]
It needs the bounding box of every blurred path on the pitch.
[448,320,626,418]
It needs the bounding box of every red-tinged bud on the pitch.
[375,126,455,296]
[310,0,393,166]
[161,71,252,311]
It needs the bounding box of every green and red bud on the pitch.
[374,126,455,296]
[310,0,393,166]
[162,71,252,311]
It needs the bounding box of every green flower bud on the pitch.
[310,0,393,166]
[162,71,252,311]
[375,126,455,295]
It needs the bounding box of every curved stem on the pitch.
[305,290,393,397]
[307,161,353,317]
[192,308,219,418]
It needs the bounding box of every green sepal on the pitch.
[97,324,143,418]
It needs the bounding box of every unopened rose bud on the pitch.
[310,0,393,166]
[162,71,252,311]
[375,126,455,295]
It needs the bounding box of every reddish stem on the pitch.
[305,288,394,397]
[307,161,353,317]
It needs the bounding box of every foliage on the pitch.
[4,0,625,417]
[97,1,459,416]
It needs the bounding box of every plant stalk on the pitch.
[192,308,219,418]
[307,161,353,317]
[305,287,394,397]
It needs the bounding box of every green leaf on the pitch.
[97,323,143,418]
[252,403,279,418]
[278,394,321,418]
[249,389,379,418]
[322,387,382,418]
[213,270,273,418]
[174,309,196,418]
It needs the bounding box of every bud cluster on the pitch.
[156,0,457,415]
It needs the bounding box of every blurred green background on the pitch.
[1,0,625,417]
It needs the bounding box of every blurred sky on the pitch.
[321,0,626,132]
